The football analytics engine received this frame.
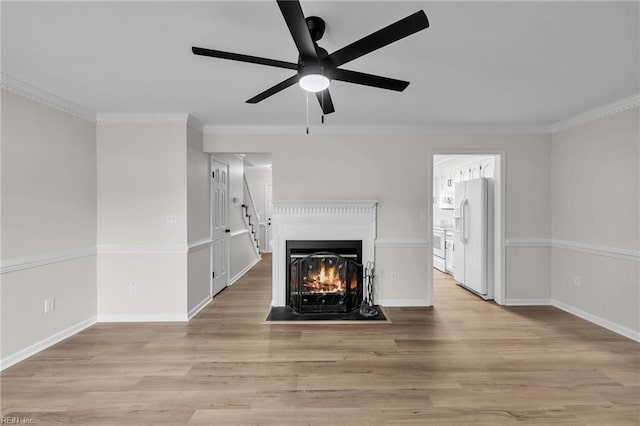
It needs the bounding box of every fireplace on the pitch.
[271,200,377,307]
[287,240,363,313]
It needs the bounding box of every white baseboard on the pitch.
[0,316,97,371]
[504,298,551,306]
[229,256,261,285]
[551,299,640,342]
[378,299,431,307]
[188,296,212,320]
[96,313,188,322]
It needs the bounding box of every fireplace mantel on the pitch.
[271,200,378,306]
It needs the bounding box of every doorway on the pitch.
[430,152,505,305]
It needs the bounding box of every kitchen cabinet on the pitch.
[481,159,495,177]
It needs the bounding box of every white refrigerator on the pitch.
[452,177,494,299]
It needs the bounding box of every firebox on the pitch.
[286,240,363,314]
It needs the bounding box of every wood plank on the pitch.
[2,256,638,425]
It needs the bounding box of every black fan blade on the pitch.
[327,10,429,67]
[192,47,298,70]
[246,75,299,104]
[332,69,409,91]
[315,89,335,114]
[277,0,317,59]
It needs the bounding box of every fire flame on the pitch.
[303,262,345,293]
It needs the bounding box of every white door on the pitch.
[264,184,273,253]
[211,158,229,296]
[463,178,488,295]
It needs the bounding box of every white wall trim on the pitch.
[504,298,551,306]
[375,239,429,249]
[0,73,96,122]
[203,94,638,136]
[96,313,188,322]
[229,256,261,285]
[506,238,552,248]
[506,238,639,262]
[551,299,640,342]
[188,296,213,320]
[378,299,430,307]
[549,93,640,133]
[96,244,188,254]
[1,247,97,274]
[96,113,190,126]
[188,238,212,253]
[230,229,249,237]
[0,316,97,371]
[186,114,204,133]
[551,239,639,262]
[204,124,550,136]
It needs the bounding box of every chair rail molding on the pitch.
[187,238,213,253]
[1,246,97,274]
[96,244,189,255]
[375,239,429,249]
[506,238,639,262]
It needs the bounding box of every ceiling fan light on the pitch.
[299,74,330,92]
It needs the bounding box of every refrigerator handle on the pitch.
[461,198,469,245]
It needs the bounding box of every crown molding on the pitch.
[187,115,204,133]
[549,93,640,133]
[203,124,550,136]
[3,73,635,134]
[0,73,96,122]
[96,113,190,126]
[96,113,204,132]
[203,93,639,136]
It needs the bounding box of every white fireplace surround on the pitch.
[271,200,378,306]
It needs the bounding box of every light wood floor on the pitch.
[2,255,638,425]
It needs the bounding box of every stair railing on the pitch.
[242,174,261,254]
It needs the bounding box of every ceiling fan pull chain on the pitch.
[321,87,325,124]
[306,91,309,135]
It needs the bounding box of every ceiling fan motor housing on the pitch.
[305,16,325,42]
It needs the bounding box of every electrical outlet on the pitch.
[390,271,398,281]
[573,275,582,287]
[130,282,137,293]
[166,214,177,224]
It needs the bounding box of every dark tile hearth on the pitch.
[265,305,388,322]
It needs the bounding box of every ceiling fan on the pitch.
[192,1,429,115]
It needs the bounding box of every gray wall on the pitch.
[96,122,188,320]
[551,107,639,336]
[1,90,97,363]
[187,125,212,314]
[204,132,553,305]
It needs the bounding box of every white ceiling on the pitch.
[2,1,638,127]
[242,153,272,168]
